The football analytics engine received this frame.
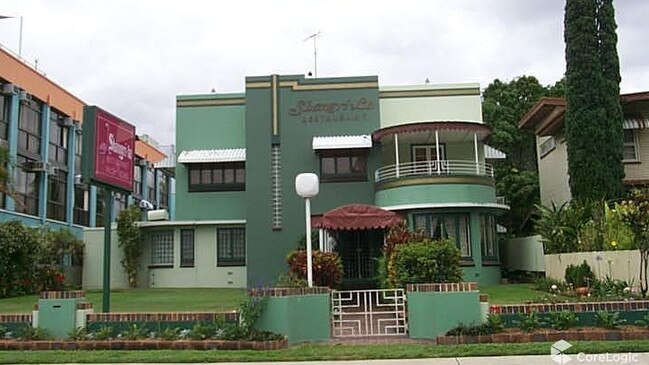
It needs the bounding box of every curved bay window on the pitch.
[413,213,472,259]
[319,149,367,182]
[188,162,245,192]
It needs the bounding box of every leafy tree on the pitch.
[482,76,564,234]
[564,0,624,201]
[116,205,142,288]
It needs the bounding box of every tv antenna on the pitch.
[303,31,321,78]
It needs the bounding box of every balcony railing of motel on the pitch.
[374,160,494,183]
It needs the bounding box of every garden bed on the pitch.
[437,326,649,345]
[0,338,288,351]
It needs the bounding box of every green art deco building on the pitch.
[158,74,508,289]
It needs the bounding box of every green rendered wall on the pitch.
[407,291,482,339]
[245,75,380,286]
[255,294,330,344]
[175,100,246,221]
[375,183,496,208]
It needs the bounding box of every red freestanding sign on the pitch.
[82,106,135,192]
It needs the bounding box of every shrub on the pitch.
[445,319,502,336]
[18,327,51,341]
[635,313,649,328]
[515,311,542,332]
[275,272,307,288]
[68,327,89,341]
[40,228,84,267]
[93,326,114,340]
[533,277,568,293]
[120,324,147,340]
[158,327,180,340]
[564,260,595,287]
[0,221,41,298]
[546,310,578,330]
[393,239,462,287]
[590,277,632,299]
[595,311,626,329]
[286,250,343,288]
[36,267,67,292]
[380,224,430,288]
[484,313,504,333]
[117,205,142,288]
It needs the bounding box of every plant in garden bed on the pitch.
[565,260,595,289]
[595,311,626,330]
[515,311,542,333]
[546,310,578,331]
[446,314,504,337]
[116,205,142,288]
[120,324,148,340]
[286,250,343,288]
[17,327,51,341]
[618,189,649,297]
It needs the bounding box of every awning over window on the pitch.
[177,148,246,164]
[484,145,506,159]
[624,118,649,130]
[312,204,403,230]
[312,135,372,150]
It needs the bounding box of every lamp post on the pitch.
[295,173,319,287]
[0,15,23,56]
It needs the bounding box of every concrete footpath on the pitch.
[83,353,649,365]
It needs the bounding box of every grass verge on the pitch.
[1,341,649,363]
[0,288,246,313]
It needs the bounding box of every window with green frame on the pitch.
[480,214,498,260]
[413,213,472,258]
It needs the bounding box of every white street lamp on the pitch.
[295,173,319,287]
[0,15,23,57]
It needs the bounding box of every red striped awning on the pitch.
[312,204,403,230]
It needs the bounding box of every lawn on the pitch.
[1,341,649,363]
[0,288,246,313]
[480,283,544,304]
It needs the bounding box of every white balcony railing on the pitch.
[375,160,494,183]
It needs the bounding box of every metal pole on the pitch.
[18,16,22,57]
[394,134,400,178]
[435,130,441,175]
[305,198,313,287]
[318,228,324,251]
[474,133,479,175]
[102,189,114,313]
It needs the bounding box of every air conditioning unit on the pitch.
[1,83,19,95]
[22,161,50,172]
[147,209,169,221]
[19,90,32,102]
[74,174,83,185]
[58,116,74,127]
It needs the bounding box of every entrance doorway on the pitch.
[334,229,383,289]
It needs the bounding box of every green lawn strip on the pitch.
[480,283,545,304]
[1,341,648,363]
[0,289,246,313]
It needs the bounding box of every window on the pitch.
[480,214,498,259]
[188,162,245,192]
[133,159,143,197]
[217,227,245,266]
[73,185,89,226]
[158,171,168,209]
[18,99,42,156]
[180,229,195,267]
[47,173,67,221]
[0,91,8,141]
[48,110,68,166]
[539,137,556,158]
[14,156,39,216]
[150,230,174,266]
[319,149,367,182]
[95,188,105,228]
[413,213,472,258]
[74,133,82,174]
[113,192,128,218]
[623,130,639,162]
[147,168,156,203]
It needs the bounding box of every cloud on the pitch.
[0,0,646,145]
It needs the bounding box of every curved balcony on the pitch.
[375,160,494,183]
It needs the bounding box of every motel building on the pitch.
[140,74,510,290]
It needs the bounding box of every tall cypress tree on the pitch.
[564,0,624,200]
[597,0,625,198]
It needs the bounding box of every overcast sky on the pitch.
[1,0,647,146]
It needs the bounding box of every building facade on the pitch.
[518,92,649,207]
[0,46,174,235]
[159,74,508,289]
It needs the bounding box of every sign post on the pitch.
[82,106,136,313]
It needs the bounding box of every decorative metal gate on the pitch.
[331,289,407,337]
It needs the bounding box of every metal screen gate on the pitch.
[331,289,407,337]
